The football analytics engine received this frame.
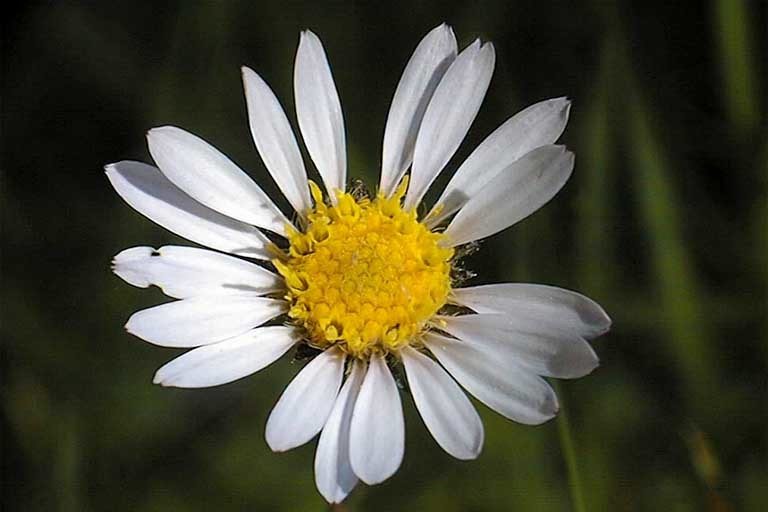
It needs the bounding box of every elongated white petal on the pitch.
[152,326,297,388]
[242,66,312,216]
[443,145,574,246]
[451,283,611,338]
[349,353,404,484]
[404,41,495,210]
[105,161,271,259]
[427,97,571,225]
[438,314,599,379]
[125,295,286,347]
[294,30,346,202]
[401,346,483,459]
[314,360,365,503]
[423,332,558,425]
[147,126,291,235]
[112,245,281,299]
[266,347,346,452]
[379,24,457,197]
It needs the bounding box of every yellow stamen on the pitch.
[275,178,453,359]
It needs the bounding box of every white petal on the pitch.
[242,66,312,216]
[401,346,483,459]
[125,295,286,347]
[105,161,271,259]
[451,283,611,339]
[152,326,297,388]
[423,332,558,425]
[443,145,574,246]
[404,41,495,211]
[438,314,599,379]
[112,245,281,299]
[427,97,571,226]
[265,347,346,452]
[294,30,346,202]
[147,126,292,235]
[314,360,365,503]
[379,24,458,197]
[349,354,404,484]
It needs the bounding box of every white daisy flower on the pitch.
[107,24,610,503]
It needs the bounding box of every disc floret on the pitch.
[274,179,453,359]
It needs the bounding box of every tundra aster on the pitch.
[107,24,610,503]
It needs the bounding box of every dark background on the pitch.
[2,1,766,510]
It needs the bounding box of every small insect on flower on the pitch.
[107,23,610,503]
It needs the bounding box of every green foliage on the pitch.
[2,1,766,510]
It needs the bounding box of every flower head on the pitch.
[107,24,610,503]
[276,178,454,358]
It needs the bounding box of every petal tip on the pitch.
[146,125,176,141]
[596,308,612,335]
[264,433,289,453]
[436,22,455,38]
[300,29,319,43]
[241,66,260,89]
[452,439,484,460]
[550,395,561,417]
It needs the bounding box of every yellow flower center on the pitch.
[274,179,453,359]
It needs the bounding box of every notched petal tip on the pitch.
[151,369,178,387]
[145,125,178,143]
[299,29,320,42]
[549,95,571,105]
[436,22,455,37]
[104,161,132,178]
[477,41,496,64]
[467,38,481,51]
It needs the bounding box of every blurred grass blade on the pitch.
[684,427,722,488]
[54,411,81,512]
[712,0,761,137]
[758,139,768,285]
[555,383,587,512]
[577,37,619,295]
[626,78,716,408]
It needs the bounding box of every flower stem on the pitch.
[555,383,586,512]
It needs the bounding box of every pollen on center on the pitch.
[274,179,454,359]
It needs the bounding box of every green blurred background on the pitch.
[2,1,766,510]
